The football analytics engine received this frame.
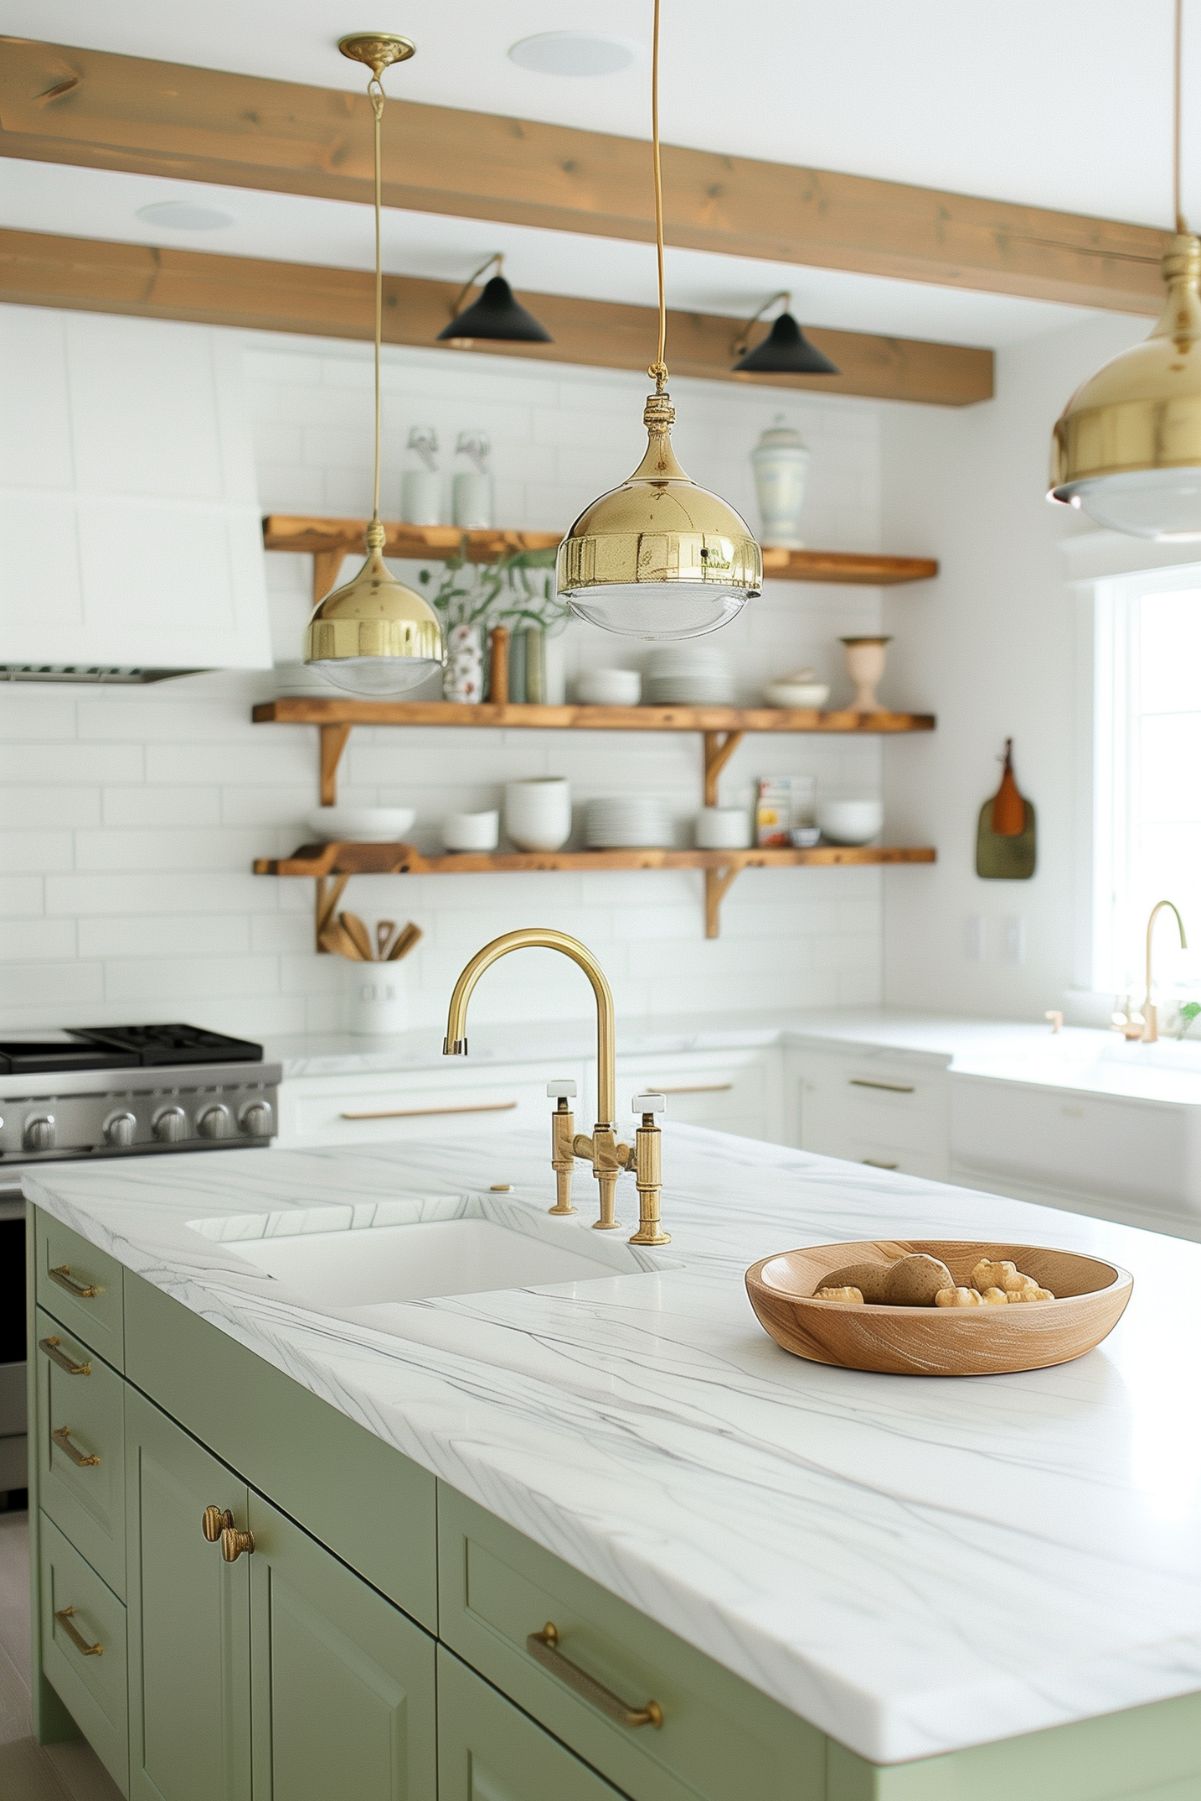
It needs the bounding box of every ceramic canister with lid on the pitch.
[751,415,809,548]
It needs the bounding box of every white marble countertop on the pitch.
[25,1131,1201,1765]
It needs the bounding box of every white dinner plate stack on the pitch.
[643,646,735,706]
[584,797,672,849]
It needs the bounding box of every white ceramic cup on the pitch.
[505,777,572,851]
[816,796,884,845]
[442,809,500,852]
[345,966,409,1035]
[576,669,642,707]
[695,806,752,850]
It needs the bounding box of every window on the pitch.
[1092,565,1201,1005]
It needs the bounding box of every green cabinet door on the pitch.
[125,1388,252,1801]
[247,1492,436,1801]
[438,1647,629,1801]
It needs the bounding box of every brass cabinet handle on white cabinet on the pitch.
[848,1078,915,1095]
[51,1426,100,1467]
[48,1264,100,1299]
[39,1336,91,1376]
[649,1082,734,1096]
[861,1158,899,1170]
[527,1621,663,1729]
[55,1606,103,1657]
[339,1100,518,1121]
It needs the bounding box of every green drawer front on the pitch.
[828,1694,1201,1800]
[438,1647,627,1801]
[39,1512,129,1795]
[437,1486,824,1801]
[35,1210,125,1370]
[34,1307,126,1595]
[124,1272,437,1632]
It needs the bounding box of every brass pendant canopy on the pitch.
[557,391,762,638]
[305,31,443,694]
[1048,234,1201,538]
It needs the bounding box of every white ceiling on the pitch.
[2,0,1195,225]
[0,158,1111,348]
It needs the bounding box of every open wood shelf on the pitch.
[262,513,939,602]
[252,698,935,734]
[253,841,936,942]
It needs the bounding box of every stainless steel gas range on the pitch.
[0,1023,280,1496]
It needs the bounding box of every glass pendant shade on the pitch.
[438,275,552,345]
[733,311,839,376]
[305,528,443,696]
[1049,234,1201,539]
[557,391,762,638]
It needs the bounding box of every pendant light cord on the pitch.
[1175,0,1187,233]
[369,73,386,528]
[648,0,669,393]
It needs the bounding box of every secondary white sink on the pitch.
[189,1193,671,1307]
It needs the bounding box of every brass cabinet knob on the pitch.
[201,1505,234,1544]
[221,1526,255,1563]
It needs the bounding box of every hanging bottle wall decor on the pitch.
[976,738,1036,879]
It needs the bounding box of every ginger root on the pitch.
[934,1286,987,1307]
[1007,1285,1055,1303]
[971,1258,1037,1295]
[814,1285,865,1304]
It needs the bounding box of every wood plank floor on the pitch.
[0,1509,121,1801]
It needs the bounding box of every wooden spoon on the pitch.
[388,922,423,961]
[339,911,374,961]
[376,919,397,961]
[319,921,361,959]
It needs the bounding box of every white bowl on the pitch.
[442,809,499,852]
[816,797,884,846]
[505,778,572,852]
[695,807,751,850]
[764,679,830,709]
[576,669,642,706]
[309,805,415,843]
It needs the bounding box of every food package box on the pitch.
[756,775,816,845]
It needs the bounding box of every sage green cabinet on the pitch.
[125,1388,252,1801]
[438,1647,627,1801]
[247,1492,436,1801]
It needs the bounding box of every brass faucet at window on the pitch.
[1142,898,1188,1044]
[443,929,669,1245]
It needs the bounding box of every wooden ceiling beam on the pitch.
[0,37,1167,315]
[0,229,994,406]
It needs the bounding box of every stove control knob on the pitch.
[198,1105,233,1141]
[153,1107,189,1145]
[239,1101,274,1140]
[104,1111,138,1148]
[24,1115,55,1152]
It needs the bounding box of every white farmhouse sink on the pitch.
[189,1193,670,1308]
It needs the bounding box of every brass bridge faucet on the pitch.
[443,928,670,1245]
[1142,898,1188,1044]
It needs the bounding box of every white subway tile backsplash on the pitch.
[0,322,888,1035]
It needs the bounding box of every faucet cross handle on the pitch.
[632,1092,666,1119]
[547,1078,577,1102]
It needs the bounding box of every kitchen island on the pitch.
[23,1125,1201,1798]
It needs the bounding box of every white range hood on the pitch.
[0,307,271,681]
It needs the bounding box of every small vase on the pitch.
[488,625,511,703]
[401,468,440,526]
[751,415,809,548]
[841,636,891,713]
[443,622,484,704]
[521,626,546,703]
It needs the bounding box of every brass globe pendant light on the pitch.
[556,0,762,638]
[304,33,444,694]
[1049,0,1201,539]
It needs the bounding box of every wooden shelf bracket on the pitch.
[703,730,743,808]
[319,724,351,807]
[704,865,743,939]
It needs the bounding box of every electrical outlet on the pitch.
[1003,916,1026,965]
[963,915,986,961]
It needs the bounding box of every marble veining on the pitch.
[25,1129,1201,1765]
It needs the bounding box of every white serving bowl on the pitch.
[308,805,416,843]
[816,797,884,846]
[764,679,831,709]
[695,807,751,850]
[441,809,499,852]
[576,669,642,706]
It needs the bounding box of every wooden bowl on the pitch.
[745,1239,1133,1376]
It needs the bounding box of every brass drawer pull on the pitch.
[339,1100,518,1121]
[221,1526,255,1563]
[861,1158,899,1170]
[39,1336,91,1376]
[49,1264,100,1299]
[848,1078,915,1095]
[55,1606,103,1657]
[52,1426,101,1468]
[201,1505,235,1544]
[650,1082,734,1096]
[527,1622,663,1729]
